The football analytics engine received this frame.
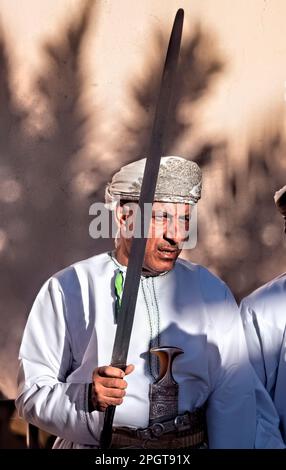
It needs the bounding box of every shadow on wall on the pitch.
[1,4,286,402]
[89,24,227,244]
[192,115,286,301]
[112,23,225,166]
[110,21,286,301]
[0,0,103,397]
[0,17,228,399]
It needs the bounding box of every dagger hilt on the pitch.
[149,346,183,424]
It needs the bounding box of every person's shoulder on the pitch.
[51,252,110,287]
[176,259,237,334]
[241,272,286,312]
[177,258,228,292]
[176,258,231,305]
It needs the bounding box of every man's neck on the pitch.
[113,248,168,277]
[114,247,128,267]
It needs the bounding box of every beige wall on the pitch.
[1,0,286,155]
[0,0,286,397]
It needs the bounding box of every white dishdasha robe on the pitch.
[241,272,286,443]
[16,253,284,448]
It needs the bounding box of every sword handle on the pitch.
[100,363,126,449]
[100,405,116,449]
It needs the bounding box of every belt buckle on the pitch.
[174,413,189,431]
[137,422,165,441]
[136,428,151,440]
[150,422,165,438]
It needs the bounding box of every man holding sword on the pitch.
[15,10,284,449]
[16,156,284,449]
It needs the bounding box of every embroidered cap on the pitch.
[105,156,202,209]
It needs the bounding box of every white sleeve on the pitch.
[254,372,285,448]
[240,298,285,447]
[207,288,284,449]
[240,299,266,385]
[15,278,101,446]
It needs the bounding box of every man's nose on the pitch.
[164,217,187,243]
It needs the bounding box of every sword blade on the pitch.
[101,9,184,448]
[112,8,184,367]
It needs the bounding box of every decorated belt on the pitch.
[111,407,207,449]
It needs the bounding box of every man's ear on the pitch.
[115,204,124,228]
[115,203,134,229]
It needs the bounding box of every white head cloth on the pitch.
[105,156,202,209]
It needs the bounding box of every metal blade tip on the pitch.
[176,8,184,19]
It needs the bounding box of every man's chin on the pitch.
[143,258,176,276]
